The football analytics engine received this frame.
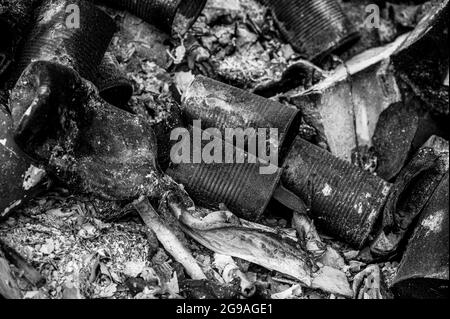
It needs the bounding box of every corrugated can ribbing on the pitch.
[282,137,391,248]
[12,0,116,85]
[263,0,359,60]
[169,160,282,221]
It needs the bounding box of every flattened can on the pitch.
[91,0,207,35]
[182,75,300,160]
[262,0,359,60]
[12,0,116,86]
[282,137,392,248]
[391,172,449,299]
[0,105,46,219]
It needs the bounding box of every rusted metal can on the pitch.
[94,52,133,109]
[182,75,301,160]
[0,104,46,219]
[166,127,283,221]
[391,172,449,299]
[11,0,116,86]
[262,0,359,61]
[91,0,207,36]
[282,137,392,248]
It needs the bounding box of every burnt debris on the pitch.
[0,0,448,300]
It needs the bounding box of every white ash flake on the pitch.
[421,210,445,235]
[23,165,46,190]
[382,185,391,196]
[322,184,333,197]
[124,260,146,278]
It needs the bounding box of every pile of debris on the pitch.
[0,0,448,299]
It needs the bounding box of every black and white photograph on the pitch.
[0,0,448,306]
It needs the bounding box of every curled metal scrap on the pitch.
[10,61,167,201]
[392,172,449,299]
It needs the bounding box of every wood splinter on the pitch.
[133,196,207,281]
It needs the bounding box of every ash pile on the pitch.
[0,0,448,300]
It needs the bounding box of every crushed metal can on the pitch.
[261,0,359,61]
[91,0,207,36]
[282,137,392,248]
[182,75,301,159]
[10,60,164,201]
[94,52,133,110]
[0,104,47,219]
[391,172,449,299]
[372,100,449,182]
[11,0,116,87]
[371,135,449,257]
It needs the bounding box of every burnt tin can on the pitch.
[391,172,449,299]
[182,75,301,160]
[1,105,46,219]
[371,135,449,257]
[94,52,133,110]
[166,127,283,221]
[12,0,116,86]
[91,0,207,36]
[262,0,359,61]
[282,137,392,248]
